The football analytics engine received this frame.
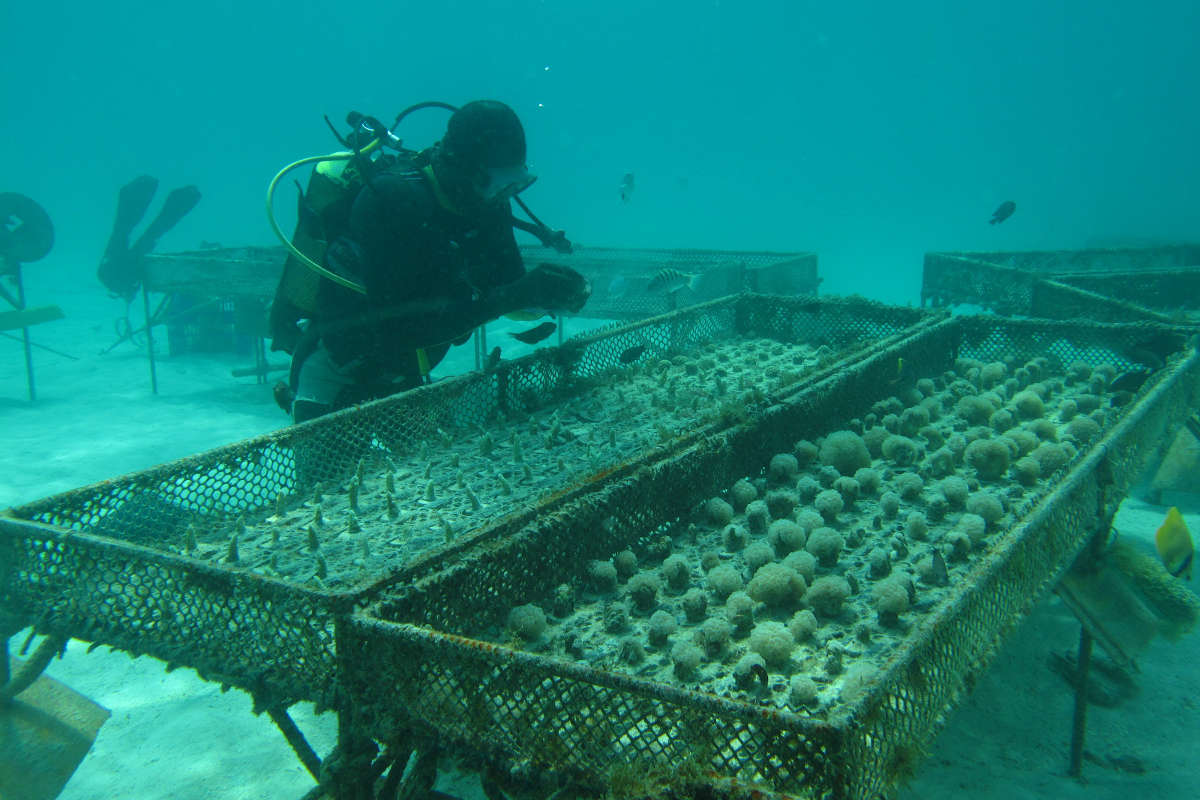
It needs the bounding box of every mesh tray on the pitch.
[142,245,819,323]
[921,246,1200,321]
[0,295,927,713]
[343,317,1200,798]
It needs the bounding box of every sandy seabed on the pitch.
[2,279,1197,800]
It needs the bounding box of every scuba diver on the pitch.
[269,99,590,423]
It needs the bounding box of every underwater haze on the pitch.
[5,0,1199,303]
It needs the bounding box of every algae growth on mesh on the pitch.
[492,354,1140,715]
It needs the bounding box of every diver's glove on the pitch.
[492,262,591,315]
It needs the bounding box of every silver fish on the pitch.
[620,172,635,202]
[647,267,697,294]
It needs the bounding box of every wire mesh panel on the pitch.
[921,247,1200,321]
[349,314,1200,798]
[520,246,820,321]
[143,245,820,323]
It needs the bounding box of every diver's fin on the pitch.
[105,175,158,257]
[130,185,201,256]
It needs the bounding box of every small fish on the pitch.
[1124,331,1185,370]
[607,275,629,299]
[618,344,646,364]
[1155,506,1194,579]
[647,268,697,294]
[1109,368,1153,394]
[930,549,949,586]
[509,321,557,345]
[750,662,769,692]
[887,356,914,388]
[620,172,635,202]
[989,201,1016,225]
[484,346,502,372]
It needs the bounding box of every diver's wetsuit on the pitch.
[291,159,523,420]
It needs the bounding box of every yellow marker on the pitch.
[1155,506,1194,580]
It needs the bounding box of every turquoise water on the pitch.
[5,1,1198,304]
[3,3,1199,799]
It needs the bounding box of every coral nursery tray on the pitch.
[921,244,1200,322]
[0,295,927,709]
[346,316,1200,798]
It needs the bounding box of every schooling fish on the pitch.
[647,268,698,294]
[1155,506,1194,579]
[989,200,1016,225]
[620,172,635,203]
[509,321,557,345]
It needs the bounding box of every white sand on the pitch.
[3,279,1197,799]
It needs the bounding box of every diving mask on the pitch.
[478,163,537,205]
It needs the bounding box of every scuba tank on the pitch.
[266,113,407,354]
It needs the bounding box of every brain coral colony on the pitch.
[496,355,1129,715]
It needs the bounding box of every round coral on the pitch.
[588,560,619,592]
[814,489,845,522]
[647,609,677,646]
[882,434,920,466]
[705,497,735,527]
[769,453,800,483]
[766,489,798,519]
[725,590,757,637]
[782,550,817,583]
[805,575,852,617]
[682,587,708,622]
[508,604,548,640]
[745,500,770,535]
[695,616,733,658]
[965,492,1004,526]
[748,563,807,607]
[733,652,767,690]
[1012,456,1040,486]
[788,609,819,641]
[661,555,692,591]
[805,527,845,567]
[722,523,749,551]
[626,572,662,612]
[872,580,910,623]
[730,478,758,510]
[748,621,795,667]
[671,640,704,678]
[769,519,807,554]
[1012,390,1045,420]
[964,438,1010,480]
[788,674,820,708]
[819,430,872,475]
[706,564,744,599]
[854,467,881,495]
[743,540,776,573]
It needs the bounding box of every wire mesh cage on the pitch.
[3,295,1196,797]
[0,295,925,715]
[142,245,819,322]
[921,245,1200,322]
[345,316,1200,798]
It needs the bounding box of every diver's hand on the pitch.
[497,263,591,315]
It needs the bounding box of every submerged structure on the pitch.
[2,282,1199,797]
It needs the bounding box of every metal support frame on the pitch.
[142,285,159,394]
[1,260,37,400]
[1068,628,1094,779]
